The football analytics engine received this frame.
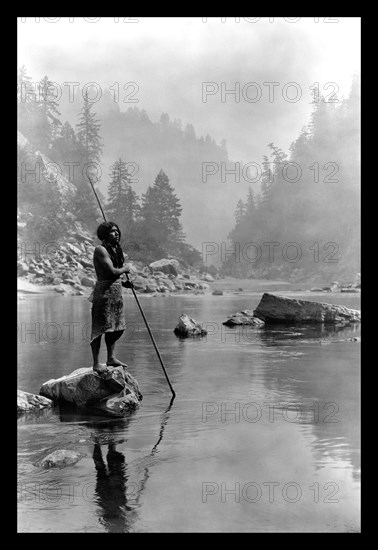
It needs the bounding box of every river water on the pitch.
[17,280,361,532]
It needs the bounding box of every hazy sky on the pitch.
[18,17,360,164]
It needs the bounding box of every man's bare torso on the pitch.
[93,245,120,282]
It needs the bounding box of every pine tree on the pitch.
[184,123,196,141]
[18,66,35,114]
[37,75,62,148]
[220,138,228,160]
[141,170,183,252]
[56,121,79,157]
[234,199,246,225]
[245,187,256,217]
[74,91,103,226]
[76,89,103,168]
[51,121,85,185]
[258,155,274,208]
[17,66,38,140]
[160,113,170,127]
[139,109,151,125]
[107,158,140,236]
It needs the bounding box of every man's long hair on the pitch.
[96,221,124,268]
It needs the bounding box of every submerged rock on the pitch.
[174,314,207,337]
[17,390,53,414]
[253,293,361,325]
[35,449,85,469]
[39,366,142,416]
[223,311,265,327]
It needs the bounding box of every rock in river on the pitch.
[17,390,53,414]
[174,313,207,337]
[223,311,265,327]
[253,293,361,324]
[39,366,142,416]
[35,449,86,469]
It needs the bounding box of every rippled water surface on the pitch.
[17,281,361,532]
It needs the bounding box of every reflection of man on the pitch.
[92,442,129,533]
[90,221,133,373]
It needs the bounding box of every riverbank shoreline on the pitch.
[18,276,361,302]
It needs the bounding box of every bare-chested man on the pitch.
[90,221,133,373]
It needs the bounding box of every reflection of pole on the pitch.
[132,398,175,505]
[150,397,175,454]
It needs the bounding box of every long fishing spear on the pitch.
[88,176,176,398]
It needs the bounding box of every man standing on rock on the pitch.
[90,221,133,374]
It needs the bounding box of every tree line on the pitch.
[17,66,203,266]
[224,76,360,282]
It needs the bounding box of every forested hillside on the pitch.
[18,66,360,282]
[17,67,223,267]
[224,77,360,282]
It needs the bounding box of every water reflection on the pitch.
[55,398,174,533]
[92,434,135,533]
[254,323,360,481]
[18,292,360,532]
[257,323,360,345]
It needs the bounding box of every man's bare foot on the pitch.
[106,358,128,368]
[93,364,110,375]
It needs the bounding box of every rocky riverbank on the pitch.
[17,222,217,296]
[310,275,360,294]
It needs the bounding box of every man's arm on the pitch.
[94,246,131,278]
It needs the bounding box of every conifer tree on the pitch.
[74,90,103,226]
[76,89,103,168]
[17,66,38,141]
[141,169,183,252]
[245,187,256,217]
[107,158,140,236]
[37,75,62,148]
[234,199,246,225]
[258,155,274,208]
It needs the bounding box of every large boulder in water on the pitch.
[39,366,142,416]
[253,293,361,325]
[174,313,207,337]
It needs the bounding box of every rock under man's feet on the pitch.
[93,364,110,375]
[106,358,128,368]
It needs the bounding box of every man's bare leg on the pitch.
[105,331,128,367]
[91,335,109,373]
